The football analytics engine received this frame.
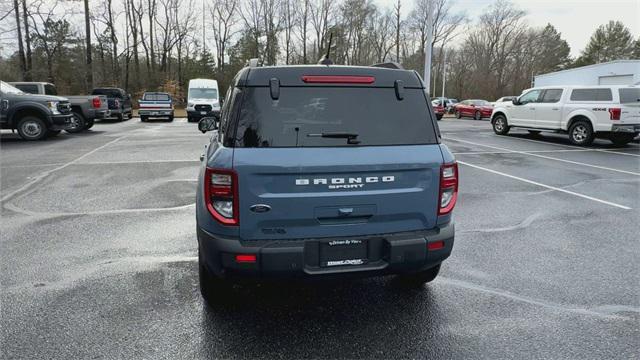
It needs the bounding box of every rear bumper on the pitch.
[611,124,640,134]
[49,114,73,130]
[139,109,174,117]
[187,109,220,120]
[198,222,454,279]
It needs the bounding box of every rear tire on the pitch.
[140,116,148,122]
[568,120,594,146]
[66,112,86,133]
[46,129,62,137]
[84,119,95,130]
[16,116,48,141]
[396,265,441,288]
[474,111,481,120]
[492,114,510,135]
[528,130,541,135]
[168,116,174,122]
[116,113,124,122]
[455,110,461,119]
[436,114,443,121]
[609,133,635,146]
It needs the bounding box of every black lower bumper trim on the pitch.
[198,223,455,279]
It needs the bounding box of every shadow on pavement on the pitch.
[199,278,446,358]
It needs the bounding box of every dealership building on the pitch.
[534,60,640,87]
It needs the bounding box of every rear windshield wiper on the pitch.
[307,132,361,144]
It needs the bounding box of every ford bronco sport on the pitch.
[196,63,458,302]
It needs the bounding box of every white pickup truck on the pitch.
[491,85,640,146]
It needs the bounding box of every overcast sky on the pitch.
[377,0,640,57]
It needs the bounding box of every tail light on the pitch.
[92,97,101,108]
[609,108,621,120]
[438,162,458,215]
[204,168,238,225]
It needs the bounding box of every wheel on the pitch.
[528,130,541,135]
[609,133,635,146]
[436,114,443,121]
[66,112,86,133]
[127,111,133,119]
[492,114,510,135]
[140,116,148,122]
[116,113,124,122]
[474,111,481,120]
[199,248,232,306]
[167,116,174,122]
[16,116,48,140]
[455,110,461,119]
[84,119,95,130]
[396,265,441,288]
[46,129,61,137]
[568,120,594,146]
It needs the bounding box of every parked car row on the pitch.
[1,81,136,140]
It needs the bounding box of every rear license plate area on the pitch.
[320,239,367,267]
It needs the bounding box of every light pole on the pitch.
[423,0,434,95]
[441,48,447,100]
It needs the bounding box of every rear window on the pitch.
[14,84,38,94]
[92,89,121,98]
[143,93,170,101]
[233,87,437,147]
[570,88,613,101]
[619,88,640,104]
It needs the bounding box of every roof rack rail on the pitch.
[247,58,261,68]
[371,62,404,70]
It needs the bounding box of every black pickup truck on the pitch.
[1,81,73,140]
[91,87,133,121]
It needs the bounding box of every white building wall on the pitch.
[534,60,640,87]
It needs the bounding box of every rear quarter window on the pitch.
[570,89,613,101]
[618,88,640,104]
[232,87,437,148]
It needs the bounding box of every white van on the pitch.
[491,85,640,146]
[186,79,219,123]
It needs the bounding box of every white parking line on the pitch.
[458,160,631,210]
[0,135,127,203]
[445,136,640,176]
[451,148,631,155]
[492,134,640,157]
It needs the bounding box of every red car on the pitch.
[454,99,493,120]
[432,101,445,120]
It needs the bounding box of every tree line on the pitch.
[1,0,638,103]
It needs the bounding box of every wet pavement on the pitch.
[1,117,638,359]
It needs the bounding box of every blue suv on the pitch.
[196,63,458,302]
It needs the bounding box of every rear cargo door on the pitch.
[231,86,443,241]
[619,88,640,124]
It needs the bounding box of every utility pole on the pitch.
[423,0,433,95]
[441,48,446,100]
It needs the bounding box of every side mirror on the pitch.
[219,98,224,106]
[198,115,219,133]
[512,98,520,105]
[1,99,8,111]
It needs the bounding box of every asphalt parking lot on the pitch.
[1,117,638,359]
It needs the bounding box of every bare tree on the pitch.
[394,0,401,62]
[13,0,27,79]
[83,0,92,90]
[22,0,33,79]
[209,0,239,69]
[310,0,333,59]
[28,0,74,82]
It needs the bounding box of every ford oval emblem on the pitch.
[250,204,271,213]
